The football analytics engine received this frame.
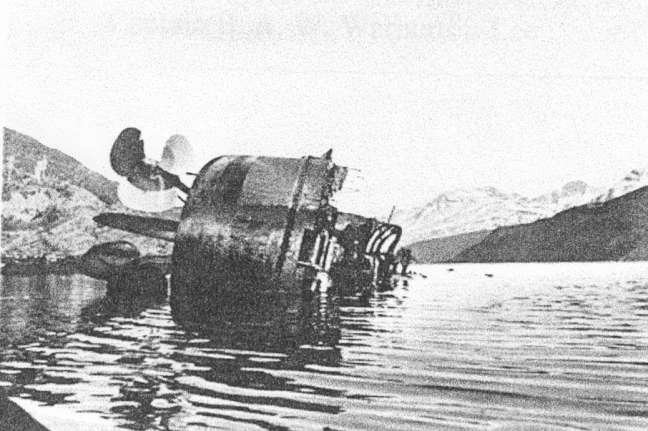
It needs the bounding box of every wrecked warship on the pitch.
[80,128,410,315]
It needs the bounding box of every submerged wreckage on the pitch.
[81,128,410,311]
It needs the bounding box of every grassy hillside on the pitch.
[408,230,491,263]
[3,128,119,204]
[2,129,174,260]
[453,186,648,262]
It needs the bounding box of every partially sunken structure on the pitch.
[80,128,408,315]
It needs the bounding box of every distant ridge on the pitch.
[3,128,119,204]
[452,186,648,263]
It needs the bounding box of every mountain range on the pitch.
[393,172,648,247]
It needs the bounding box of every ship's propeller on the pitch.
[111,128,190,194]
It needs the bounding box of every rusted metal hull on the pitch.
[170,154,344,313]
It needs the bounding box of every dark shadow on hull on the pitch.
[80,267,168,324]
[104,263,168,298]
[171,285,342,367]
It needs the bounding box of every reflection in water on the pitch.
[1,263,648,430]
[0,274,344,430]
[0,274,105,346]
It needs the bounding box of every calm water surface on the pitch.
[1,263,648,430]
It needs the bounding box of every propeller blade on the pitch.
[110,128,191,195]
[159,134,194,175]
[111,128,145,177]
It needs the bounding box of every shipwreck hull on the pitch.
[170,208,315,315]
[170,154,344,314]
[90,126,408,308]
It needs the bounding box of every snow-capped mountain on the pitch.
[393,170,648,246]
[591,169,648,203]
[393,187,553,245]
[531,180,596,210]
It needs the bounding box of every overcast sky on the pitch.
[4,0,648,216]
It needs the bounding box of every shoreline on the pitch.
[1,255,172,276]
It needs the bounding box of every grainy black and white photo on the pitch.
[2,1,648,430]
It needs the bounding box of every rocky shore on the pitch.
[1,179,174,262]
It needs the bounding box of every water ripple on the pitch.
[1,263,648,429]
